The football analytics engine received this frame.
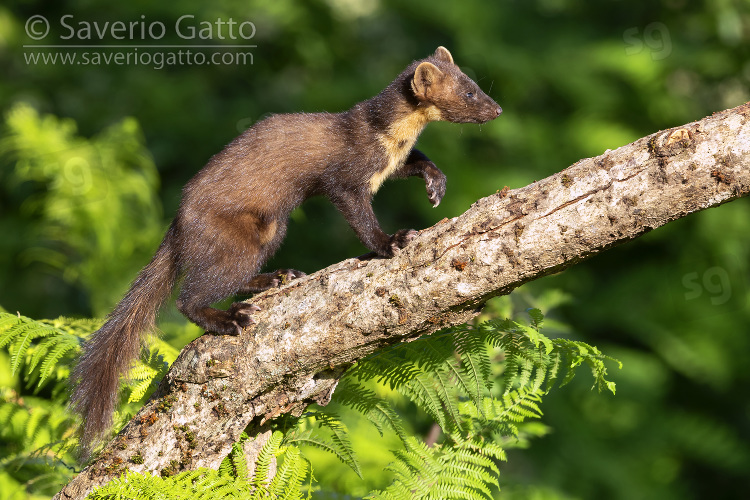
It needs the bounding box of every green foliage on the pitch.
[0,306,312,499]
[372,434,504,500]
[122,339,180,406]
[476,317,621,395]
[0,393,77,499]
[0,103,164,316]
[0,311,94,390]
[0,314,81,498]
[0,310,176,409]
[88,431,312,500]
[322,309,618,499]
[0,309,184,498]
[288,411,362,479]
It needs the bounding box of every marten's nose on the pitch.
[495,106,503,116]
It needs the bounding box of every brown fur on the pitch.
[70,46,502,455]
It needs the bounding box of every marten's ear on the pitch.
[412,62,443,100]
[434,46,454,65]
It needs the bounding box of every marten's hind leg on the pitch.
[176,271,261,336]
[175,213,278,335]
[236,218,305,294]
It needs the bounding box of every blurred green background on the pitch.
[1,0,749,498]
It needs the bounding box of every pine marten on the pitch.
[70,46,502,454]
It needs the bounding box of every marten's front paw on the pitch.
[424,165,446,207]
[228,302,261,333]
[388,229,418,256]
[241,269,306,293]
[263,269,306,289]
[274,269,307,286]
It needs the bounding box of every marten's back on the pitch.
[179,110,386,220]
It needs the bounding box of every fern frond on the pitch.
[232,440,251,482]
[0,393,77,467]
[269,446,309,500]
[401,371,449,431]
[472,440,507,462]
[500,388,544,423]
[526,307,545,329]
[387,437,440,493]
[119,345,175,404]
[552,338,621,394]
[23,404,50,444]
[372,435,502,500]
[346,331,457,389]
[544,350,562,392]
[0,312,89,389]
[336,309,619,500]
[87,432,312,500]
[453,325,492,409]
[431,367,464,432]
[250,430,284,488]
[426,341,479,427]
[35,334,79,387]
[8,322,46,375]
[333,380,409,443]
[307,411,362,478]
[446,446,499,477]
[0,312,21,333]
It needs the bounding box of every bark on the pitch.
[55,102,750,499]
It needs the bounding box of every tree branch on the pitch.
[55,102,750,499]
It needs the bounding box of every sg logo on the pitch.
[682,266,732,306]
[623,22,672,61]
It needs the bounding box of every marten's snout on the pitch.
[477,93,502,122]
[480,102,502,123]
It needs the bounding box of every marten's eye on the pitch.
[466,91,474,98]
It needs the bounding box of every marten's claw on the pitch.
[389,229,418,256]
[427,184,443,207]
[426,178,446,207]
[424,164,446,207]
[277,269,306,286]
[229,302,261,329]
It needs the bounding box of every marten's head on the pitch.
[411,46,502,124]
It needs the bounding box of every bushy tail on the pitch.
[70,226,178,457]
